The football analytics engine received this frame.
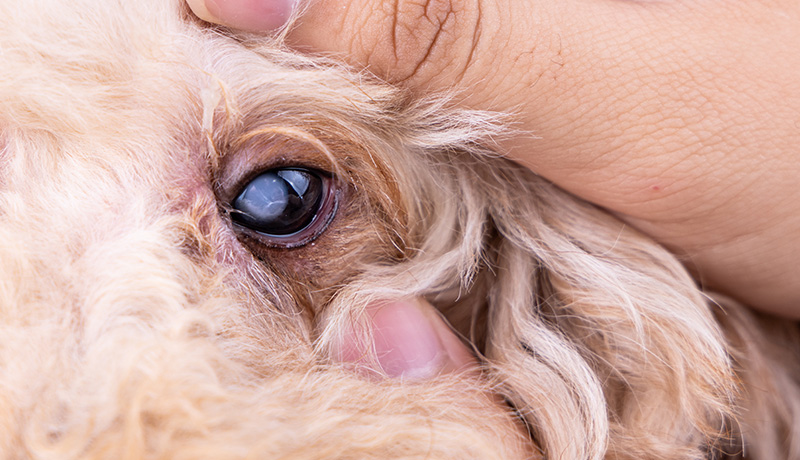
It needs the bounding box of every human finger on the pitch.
[334,297,478,380]
[185,0,295,32]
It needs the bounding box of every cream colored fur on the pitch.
[0,0,798,458]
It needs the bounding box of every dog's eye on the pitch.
[230,167,337,247]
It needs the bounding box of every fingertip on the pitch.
[185,0,216,24]
[187,0,297,32]
[336,298,479,381]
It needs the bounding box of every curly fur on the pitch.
[0,0,798,458]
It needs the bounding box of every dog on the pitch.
[0,0,798,458]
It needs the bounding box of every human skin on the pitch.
[186,0,800,320]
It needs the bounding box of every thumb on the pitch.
[185,0,524,98]
[285,0,488,89]
[334,298,479,380]
[185,0,298,32]
[332,298,535,458]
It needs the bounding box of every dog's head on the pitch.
[2,0,796,459]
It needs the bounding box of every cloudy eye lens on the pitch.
[232,168,326,237]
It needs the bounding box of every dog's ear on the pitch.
[469,166,738,459]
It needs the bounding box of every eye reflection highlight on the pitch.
[232,168,324,237]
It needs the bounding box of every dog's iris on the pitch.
[232,168,324,236]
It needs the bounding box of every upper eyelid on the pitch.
[213,133,339,203]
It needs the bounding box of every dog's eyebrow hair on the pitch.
[200,83,223,166]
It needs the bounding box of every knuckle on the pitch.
[359,0,481,87]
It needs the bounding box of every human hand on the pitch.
[334,298,480,380]
[187,0,800,317]
[331,297,532,456]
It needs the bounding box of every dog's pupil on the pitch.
[232,168,323,236]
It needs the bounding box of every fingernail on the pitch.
[203,0,297,32]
